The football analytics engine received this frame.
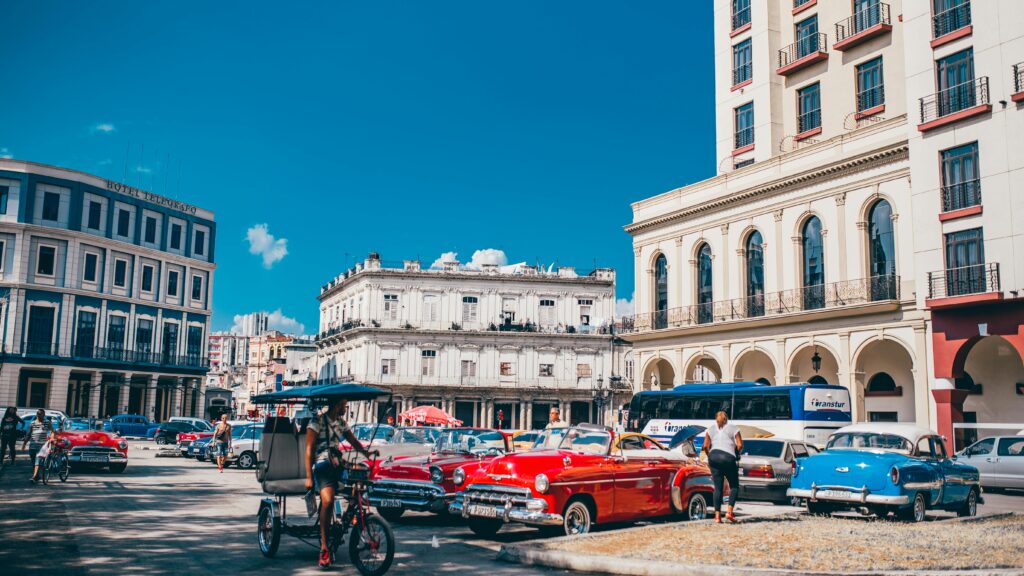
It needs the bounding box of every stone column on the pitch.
[171,378,183,418]
[49,366,72,413]
[913,326,931,428]
[88,372,103,420]
[838,333,859,421]
[141,375,155,420]
[120,373,131,414]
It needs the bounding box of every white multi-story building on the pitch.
[233,311,269,337]
[624,0,1023,448]
[0,159,215,421]
[315,253,632,429]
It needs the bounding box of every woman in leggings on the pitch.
[703,410,743,523]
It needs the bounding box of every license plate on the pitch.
[468,504,497,518]
[82,455,107,463]
[819,489,852,499]
[378,499,403,509]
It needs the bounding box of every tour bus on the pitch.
[627,382,851,447]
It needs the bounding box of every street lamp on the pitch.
[592,375,611,426]
[811,348,822,374]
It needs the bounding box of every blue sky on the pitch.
[0,1,715,334]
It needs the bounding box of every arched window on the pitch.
[654,255,668,329]
[868,200,896,301]
[755,377,771,386]
[867,372,897,393]
[808,375,828,385]
[802,217,825,310]
[746,231,765,317]
[697,244,713,324]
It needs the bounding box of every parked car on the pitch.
[510,430,540,451]
[189,436,214,461]
[736,438,818,505]
[369,428,510,521]
[59,429,129,473]
[450,423,713,536]
[15,414,66,440]
[169,417,214,432]
[151,421,200,445]
[182,420,249,457]
[346,423,397,448]
[787,423,982,522]
[956,436,1024,490]
[17,408,69,422]
[105,414,156,437]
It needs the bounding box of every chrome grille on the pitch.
[463,484,532,507]
[70,446,117,455]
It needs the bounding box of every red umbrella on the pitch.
[399,405,462,426]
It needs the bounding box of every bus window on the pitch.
[766,395,793,420]
[669,398,691,419]
[735,397,766,420]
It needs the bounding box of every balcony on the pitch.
[2,344,209,371]
[1012,63,1024,102]
[932,1,972,47]
[939,179,982,217]
[733,126,754,153]
[618,275,899,335]
[731,4,751,36]
[927,263,1000,308]
[834,3,891,51]
[917,77,990,132]
[777,33,828,76]
[732,63,752,90]
[316,317,615,342]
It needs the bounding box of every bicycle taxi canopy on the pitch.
[252,383,389,405]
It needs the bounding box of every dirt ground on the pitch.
[544,515,1024,572]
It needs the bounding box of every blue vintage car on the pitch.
[787,423,982,522]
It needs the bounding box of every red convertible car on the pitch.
[59,429,129,473]
[450,423,713,536]
[369,427,510,521]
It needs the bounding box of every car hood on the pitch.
[793,449,906,492]
[62,430,121,447]
[376,452,487,481]
[478,450,598,485]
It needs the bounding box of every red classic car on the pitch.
[449,424,713,536]
[59,429,129,472]
[368,427,510,521]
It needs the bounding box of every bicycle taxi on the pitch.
[251,383,395,576]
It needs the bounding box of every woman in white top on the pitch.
[703,411,743,523]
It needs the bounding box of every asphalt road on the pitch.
[2,443,1022,576]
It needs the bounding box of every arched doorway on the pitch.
[855,339,915,423]
[642,357,675,391]
[685,354,722,384]
[958,336,1024,448]
[733,348,775,385]
[789,345,839,385]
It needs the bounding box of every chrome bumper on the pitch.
[68,451,126,464]
[449,496,563,526]
[788,484,909,505]
[368,480,448,512]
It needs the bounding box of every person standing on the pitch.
[545,407,568,430]
[21,410,53,483]
[703,410,743,523]
[1,407,23,464]
[212,414,232,473]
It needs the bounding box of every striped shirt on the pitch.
[307,412,350,463]
[27,420,50,447]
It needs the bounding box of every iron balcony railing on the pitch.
[793,0,815,8]
[23,341,59,356]
[734,126,754,149]
[779,32,827,69]
[733,62,752,86]
[933,1,971,39]
[1014,62,1024,93]
[857,85,885,112]
[619,274,899,334]
[732,3,751,30]
[798,107,821,134]
[927,263,999,299]
[941,179,981,212]
[919,77,989,124]
[836,2,890,43]
[3,343,208,369]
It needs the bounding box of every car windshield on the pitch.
[192,421,213,432]
[393,427,440,445]
[531,428,569,450]
[741,440,785,458]
[232,426,252,438]
[434,429,506,454]
[827,432,912,454]
[352,424,396,443]
[516,432,538,443]
[558,428,612,455]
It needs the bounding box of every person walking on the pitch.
[703,410,743,523]
[1,407,23,464]
[212,414,232,473]
[22,409,53,483]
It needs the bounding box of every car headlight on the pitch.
[118,441,128,450]
[430,466,444,484]
[535,473,549,494]
[453,467,466,486]
[891,466,900,485]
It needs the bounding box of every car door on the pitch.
[914,437,946,506]
[611,436,662,517]
[933,437,968,505]
[994,437,1024,489]
[957,437,996,484]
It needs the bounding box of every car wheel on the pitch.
[899,492,927,523]
[467,517,502,537]
[257,506,281,557]
[109,463,127,474]
[237,451,256,470]
[155,436,168,445]
[196,454,206,462]
[806,500,833,516]
[562,500,593,536]
[377,507,404,522]
[957,488,978,518]
[685,492,708,521]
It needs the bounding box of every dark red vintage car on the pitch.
[368,427,510,521]
[59,429,129,472]
[450,423,713,536]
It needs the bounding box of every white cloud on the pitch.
[615,293,635,317]
[92,123,116,133]
[230,309,305,335]
[0,147,12,159]
[246,223,288,268]
[430,248,509,270]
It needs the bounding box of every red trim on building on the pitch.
[930,25,973,49]
[833,23,892,52]
[730,79,753,92]
[1011,91,1024,103]
[932,389,971,444]
[731,143,755,156]
[930,300,1024,379]
[938,205,982,222]
[792,0,816,16]
[776,51,828,76]
[917,104,992,133]
[854,104,885,120]
[926,291,1002,310]
[730,23,751,38]
[793,127,821,141]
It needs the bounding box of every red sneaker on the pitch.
[318,548,331,569]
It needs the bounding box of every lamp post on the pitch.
[811,347,822,374]
[592,375,611,426]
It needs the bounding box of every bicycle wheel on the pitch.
[41,455,51,485]
[58,454,70,482]
[349,513,394,576]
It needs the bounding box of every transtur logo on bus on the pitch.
[810,399,847,410]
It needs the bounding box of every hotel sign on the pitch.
[105,179,199,216]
